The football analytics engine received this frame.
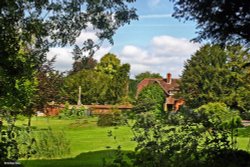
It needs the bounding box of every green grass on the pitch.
[16,117,250,167]
[17,117,135,167]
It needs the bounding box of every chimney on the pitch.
[167,73,172,84]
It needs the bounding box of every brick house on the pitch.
[136,73,184,111]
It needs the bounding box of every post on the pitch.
[77,86,82,105]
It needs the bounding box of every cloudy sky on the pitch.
[47,0,201,78]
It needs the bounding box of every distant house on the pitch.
[136,73,184,111]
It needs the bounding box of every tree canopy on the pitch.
[179,44,250,112]
[0,0,137,115]
[63,53,130,104]
[135,71,162,83]
[171,0,250,45]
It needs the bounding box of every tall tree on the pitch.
[135,71,162,83]
[96,53,121,76]
[0,0,138,115]
[129,71,162,99]
[179,44,250,112]
[0,0,137,162]
[62,70,110,104]
[171,0,250,45]
[35,57,64,111]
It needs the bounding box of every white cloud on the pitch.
[47,47,73,72]
[46,45,111,72]
[46,30,112,72]
[120,35,201,78]
[75,31,98,46]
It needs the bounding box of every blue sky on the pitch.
[48,0,201,78]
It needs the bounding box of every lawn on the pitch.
[18,117,135,167]
[17,116,250,167]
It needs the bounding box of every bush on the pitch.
[97,109,123,127]
[33,128,70,159]
[58,105,91,119]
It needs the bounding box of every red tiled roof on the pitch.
[137,78,180,96]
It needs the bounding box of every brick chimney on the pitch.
[167,73,172,84]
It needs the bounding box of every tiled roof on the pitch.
[137,78,180,96]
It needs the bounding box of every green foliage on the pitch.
[171,0,250,45]
[135,71,162,83]
[0,126,19,164]
[194,102,242,129]
[58,106,90,119]
[97,109,123,127]
[70,45,97,74]
[96,53,122,76]
[62,70,110,104]
[35,57,65,111]
[108,102,250,167]
[32,128,70,159]
[179,44,250,112]
[137,83,165,115]
[64,54,130,104]
[0,124,36,165]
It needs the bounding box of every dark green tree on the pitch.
[137,83,165,115]
[179,44,250,112]
[0,0,137,162]
[70,45,97,74]
[171,0,250,45]
[107,63,131,104]
[62,70,110,104]
[135,71,162,83]
[129,71,162,99]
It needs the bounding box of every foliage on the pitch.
[32,128,70,159]
[128,72,162,99]
[137,83,165,116]
[106,63,130,104]
[96,53,122,76]
[194,102,242,129]
[97,109,123,127]
[58,105,91,119]
[70,45,97,74]
[171,0,250,45]
[62,70,110,104]
[0,124,36,165]
[108,103,250,167]
[1,0,137,162]
[179,44,250,112]
[35,57,65,111]
[64,54,130,104]
[135,71,162,83]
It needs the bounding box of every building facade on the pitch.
[136,73,184,111]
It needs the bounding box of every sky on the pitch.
[47,0,201,78]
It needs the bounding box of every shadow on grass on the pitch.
[20,150,132,167]
[238,126,250,137]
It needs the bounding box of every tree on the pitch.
[1,0,137,114]
[179,44,250,112]
[35,57,65,111]
[137,83,165,115]
[129,71,162,99]
[96,53,131,103]
[62,70,111,104]
[96,53,121,76]
[107,63,131,104]
[0,0,137,162]
[71,45,97,74]
[171,0,250,45]
[135,71,162,83]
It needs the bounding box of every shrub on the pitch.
[97,109,123,127]
[33,128,70,159]
[58,105,91,119]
